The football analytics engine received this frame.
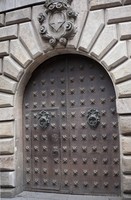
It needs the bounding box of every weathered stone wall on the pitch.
[0,0,131,199]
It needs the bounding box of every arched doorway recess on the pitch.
[23,54,120,196]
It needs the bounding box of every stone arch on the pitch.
[0,2,131,198]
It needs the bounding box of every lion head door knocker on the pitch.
[38,111,50,129]
[38,0,78,47]
[87,109,100,129]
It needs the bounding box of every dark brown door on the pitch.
[23,55,120,195]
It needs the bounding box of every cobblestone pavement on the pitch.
[1,192,122,200]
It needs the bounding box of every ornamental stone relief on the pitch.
[38,0,78,47]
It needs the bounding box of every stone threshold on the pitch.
[1,191,122,200]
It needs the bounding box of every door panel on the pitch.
[23,55,120,195]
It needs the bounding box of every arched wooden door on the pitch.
[23,55,120,195]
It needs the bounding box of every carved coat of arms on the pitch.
[38,0,78,47]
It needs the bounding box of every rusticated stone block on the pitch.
[91,24,117,60]
[0,121,14,138]
[119,116,131,134]
[117,80,131,98]
[0,138,14,154]
[122,137,131,155]
[0,75,17,94]
[0,171,15,187]
[0,107,14,121]
[0,92,14,107]
[107,5,131,24]
[124,0,131,5]
[0,41,9,56]
[102,41,128,70]
[3,57,23,81]
[0,25,18,41]
[0,14,4,27]
[19,22,42,59]
[111,60,131,84]
[0,58,2,74]
[10,39,32,68]
[90,0,122,10]
[0,155,15,171]
[0,188,15,198]
[79,10,104,52]
[123,157,131,174]
[117,99,131,115]
[119,22,131,40]
[6,7,31,25]
[123,175,131,193]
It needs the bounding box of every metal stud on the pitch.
[64,180,68,186]
[83,170,88,175]
[90,87,95,93]
[50,79,54,84]
[110,96,115,102]
[92,146,97,152]
[113,146,118,152]
[72,135,77,141]
[61,112,66,118]
[111,108,116,115]
[63,146,67,152]
[64,169,68,175]
[33,113,37,118]
[70,89,75,94]
[113,158,119,164]
[114,183,119,188]
[70,77,74,83]
[80,100,85,106]
[34,146,39,151]
[103,170,108,176]
[41,80,45,85]
[26,135,30,140]
[26,168,30,173]
[54,158,59,164]
[104,182,108,188]
[102,134,107,140]
[34,135,38,140]
[84,182,88,187]
[34,168,39,173]
[112,122,118,128]
[63,158,68,164]
[94,182,98,187]
[100,74,105,80]
[93,170,98,176]
[82,146,87,152]
[35,179,39,184]
[101,122,107,128]
[103,158,108,164]
[114,170,119,177]
[26,157,30,162]
[73,158,77,164]
[51,101,55,107]
[33,124,37,129]
[92,134,97,140]
[43,179,48,185]
[34,157,39,162]
[80,76,84,82]
[72,146,77,152]
[100,86,105,92]
[54,169,59,175]
[90,75,95,81]
[26,146,30,151]
[93,158,97,164]
[42,135,47,141]
[43,146,47,152]
[71,123,76,129]
[73,170,78,176]
[80,88,85,94]
[101,98,106,104]
[33,91,37,97]
[90,99,95,104]
[60,78,65,84]
[71,112,76,117]
[113,134,118,140]
[74,181,78,187]
[60,89,65,95]
[52,180,57,185]
[81,111,85,117]
[51,112,55,118]
[61,101,66,106]
[101,110,106,116]
[70,100,75,106]
[51,123,56,129]
[83,158,87,164]
[62,135,67,141]
[43,157,47,163]
[62,124,66,129]
[33,102,37,108]
[82,134,86,140]
[42,91,46,96]
[81,123,86,129]
[50,90,55,95]
[103,146,108,152]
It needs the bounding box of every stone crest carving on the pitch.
[38,0,78,47]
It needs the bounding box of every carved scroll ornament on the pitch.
[38,0,78,47]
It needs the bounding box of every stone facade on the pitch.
[0,0,131,199]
